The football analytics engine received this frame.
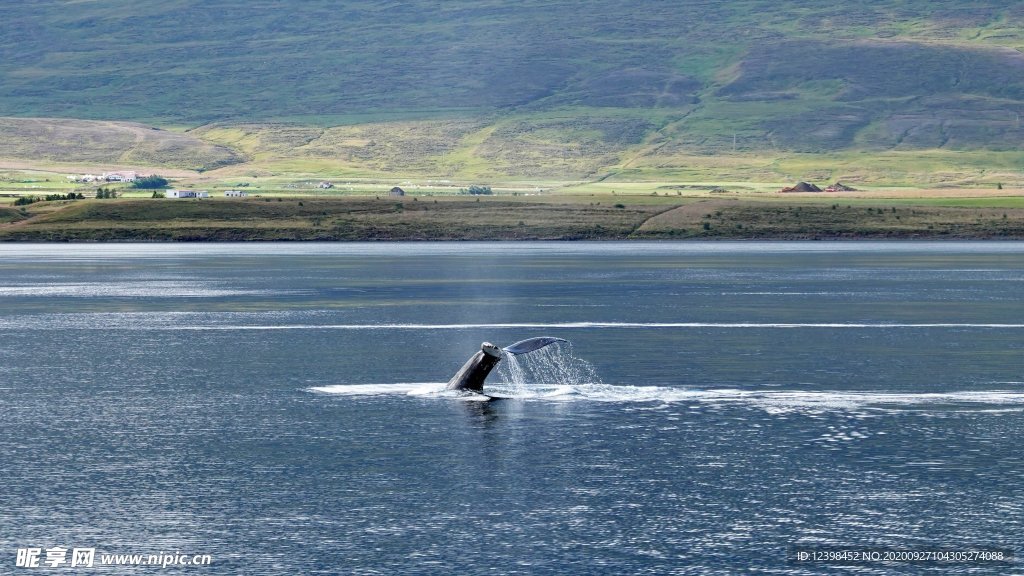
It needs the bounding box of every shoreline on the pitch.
[3,196,1024,242]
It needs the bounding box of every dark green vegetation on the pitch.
[13,192,84,205]
[1,1,1024,183]
[0,207,27,223]
[132,175,170,189]
[2,197,1022,241]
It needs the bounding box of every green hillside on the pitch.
[0,118,242,171]
[2,1,1024,182]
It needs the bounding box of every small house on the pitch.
[103,171,137,182]
[389,186,405,197]
[224,190,248,197]
[165,189,208,199]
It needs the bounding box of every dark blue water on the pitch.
[1,242,1022,574]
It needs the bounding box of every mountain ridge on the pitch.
[2,1,1023,182]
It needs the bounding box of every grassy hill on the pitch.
[0,118,243,171]
[2,1,1024,183]
[3,195,1023,241]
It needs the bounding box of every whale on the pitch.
[445,337,567,393]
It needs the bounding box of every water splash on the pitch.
[496,341,601,394]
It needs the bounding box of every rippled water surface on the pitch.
[1,242,1022,574]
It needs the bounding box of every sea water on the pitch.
[1,242,1022,574]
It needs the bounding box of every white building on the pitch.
[165,189,209,199]
[103,171,137,182]
[224,190,248,197]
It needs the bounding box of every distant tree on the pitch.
[14,196,37,206]
[151,190,165,198]
[40,192,81,201]
[133,175,169,189]
[465,185,492,195]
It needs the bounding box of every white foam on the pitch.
[309,382,1024,412]
[309,383,431,395]
[311,382,508,402]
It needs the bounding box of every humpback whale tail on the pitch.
[445,337,567,393]
[503,337,567,355]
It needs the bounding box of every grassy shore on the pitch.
[3,194,1023,241]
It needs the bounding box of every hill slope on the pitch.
[0,118,243,171]
[2,1,1024,180]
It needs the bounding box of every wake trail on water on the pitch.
[309,383,1024,412]
[309,342,1024,412]
[6,313,1024,331]
[166,322,1024,330]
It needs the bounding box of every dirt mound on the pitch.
[825,182,857,192]
[780,181,822,193]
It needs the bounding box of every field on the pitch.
[5,118,1024,190]
[0,196,667,241]
[3,189,1023,241]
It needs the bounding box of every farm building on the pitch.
[389,186,405,197]
[103,171,137,182]
[165,189,209,199]
[67,174,101,183]
[224,190,248,197]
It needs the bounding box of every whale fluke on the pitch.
[446,342,503,393]
[503,336,567,355]
[446,337,567,393]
